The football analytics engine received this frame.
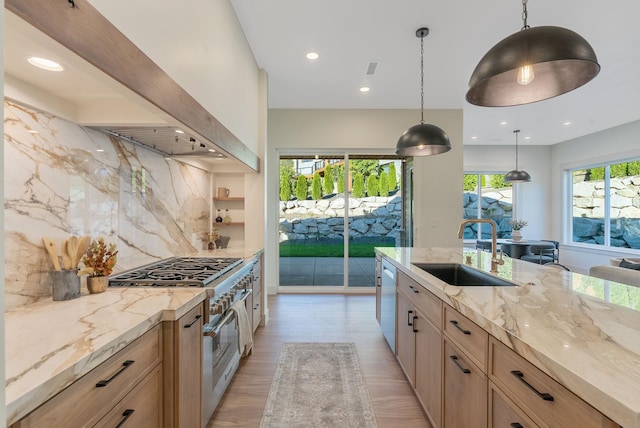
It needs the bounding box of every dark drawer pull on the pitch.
[511,423,523,428]
[407,284,419,293]
[449,320,471,335]
[184,314,202,328]
[96,360,134,387]
[115,409,135,428]
[407,310,414,326]
[511,370,554,401]
[412,315,418,333]
[449,355,471,374]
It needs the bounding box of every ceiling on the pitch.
[5,1,640,154]
[229,0,640,146]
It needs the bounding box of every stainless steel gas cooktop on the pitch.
[108,257,243,287]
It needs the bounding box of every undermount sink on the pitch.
[413,263,515,287]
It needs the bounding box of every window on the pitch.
[462,173,513,240]
[570,160,640,249]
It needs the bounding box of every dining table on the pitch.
[476,238,550,259]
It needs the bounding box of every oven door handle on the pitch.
[203,310,235,338]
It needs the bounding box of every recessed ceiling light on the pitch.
[175,129,184,134]
[524,136,531,140]
[471,136,478,140]
[306,52,319,60]
[27,56,64,72]
[500,121,508,126]
[359,86,370,92]
[563,121,572,126]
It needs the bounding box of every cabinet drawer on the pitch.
[252,291,262,331]
[15,324,162,428]
[489,381,537,428]
[94,364,162,428]
[443,339,488,428]
[397,271,442,328]
[443,305,488,372]
[489,338,617,428]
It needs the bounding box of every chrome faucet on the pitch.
[457,219,504,273]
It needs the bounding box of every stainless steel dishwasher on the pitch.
[380,258,397,352]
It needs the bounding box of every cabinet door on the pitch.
[395,291,416,385]
[375,256,382,324]
[176,303,203,427]
[443,339,487,428]
[414,308,442,428]
[252,291,262,332]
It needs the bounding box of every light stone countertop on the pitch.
[5,248,263,425]
[376,247,640,428]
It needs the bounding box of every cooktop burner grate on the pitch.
[108,257,243,287]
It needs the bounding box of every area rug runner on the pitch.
[259,342,378,428]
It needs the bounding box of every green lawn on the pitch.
[279,242,394,257]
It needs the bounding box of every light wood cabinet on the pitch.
[489,338,618,428]
[395,271,443,428]
[163,303,203,428]
[375,255,382,324]
[13,324,163,428]
[396,290,416,384]
[250,254,263,332]
[489,381,537,428]
[443,339,487,428]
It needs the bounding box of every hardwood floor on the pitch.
[207,294,431,427]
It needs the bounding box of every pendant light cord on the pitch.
[521,0,530,30]
[420,33,425,124]
[514,129,520,169]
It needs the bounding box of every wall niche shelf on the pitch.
[213,197,244,202]
[213,222,244,226]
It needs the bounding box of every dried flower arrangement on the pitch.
[78,237,118,277]
[508,219,528,231]
[201,229,220,243]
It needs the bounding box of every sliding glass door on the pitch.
[278,154,403,290]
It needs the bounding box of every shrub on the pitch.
[280,174,291,201]
[311,171,322,200]
[628,161,640,176]
[367,175,379,197]
[388,163,398,191]
[379,171,389,196]
[337,173,345,193]
[352,173,365,198]
[295,175,308,200]
[489,174,511,188]
[588,167,605,181]
[463,174,478,191]
[323,164,334,195]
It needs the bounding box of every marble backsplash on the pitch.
[4,100,210,310]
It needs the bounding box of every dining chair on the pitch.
[520,242,556,265]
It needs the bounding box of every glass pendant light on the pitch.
[466,0,600,107]
[504,130,531,183]
[396,28,451,156]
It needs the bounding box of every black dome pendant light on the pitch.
[504,130,531,183]
[466,0,600,107]
[396,28,451,156]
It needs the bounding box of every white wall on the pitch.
[266,108,463,293]
[550,120,640,272]
[464,145,552,240]
[89,0,260,154]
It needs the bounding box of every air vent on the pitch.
[366,61,378,76]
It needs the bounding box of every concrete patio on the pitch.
[279,257,376,287]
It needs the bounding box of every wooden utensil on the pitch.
[43,237,61,271]
[76,235,91,267]
[67,236,79,268]
[61,240,72,270]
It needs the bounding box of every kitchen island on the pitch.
[376,247,640,428]
[5,248,262,426]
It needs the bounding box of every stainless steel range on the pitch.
[109,256,254,427]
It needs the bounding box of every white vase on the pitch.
[511,230,523,241]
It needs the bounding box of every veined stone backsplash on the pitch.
[4,100,210,310]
